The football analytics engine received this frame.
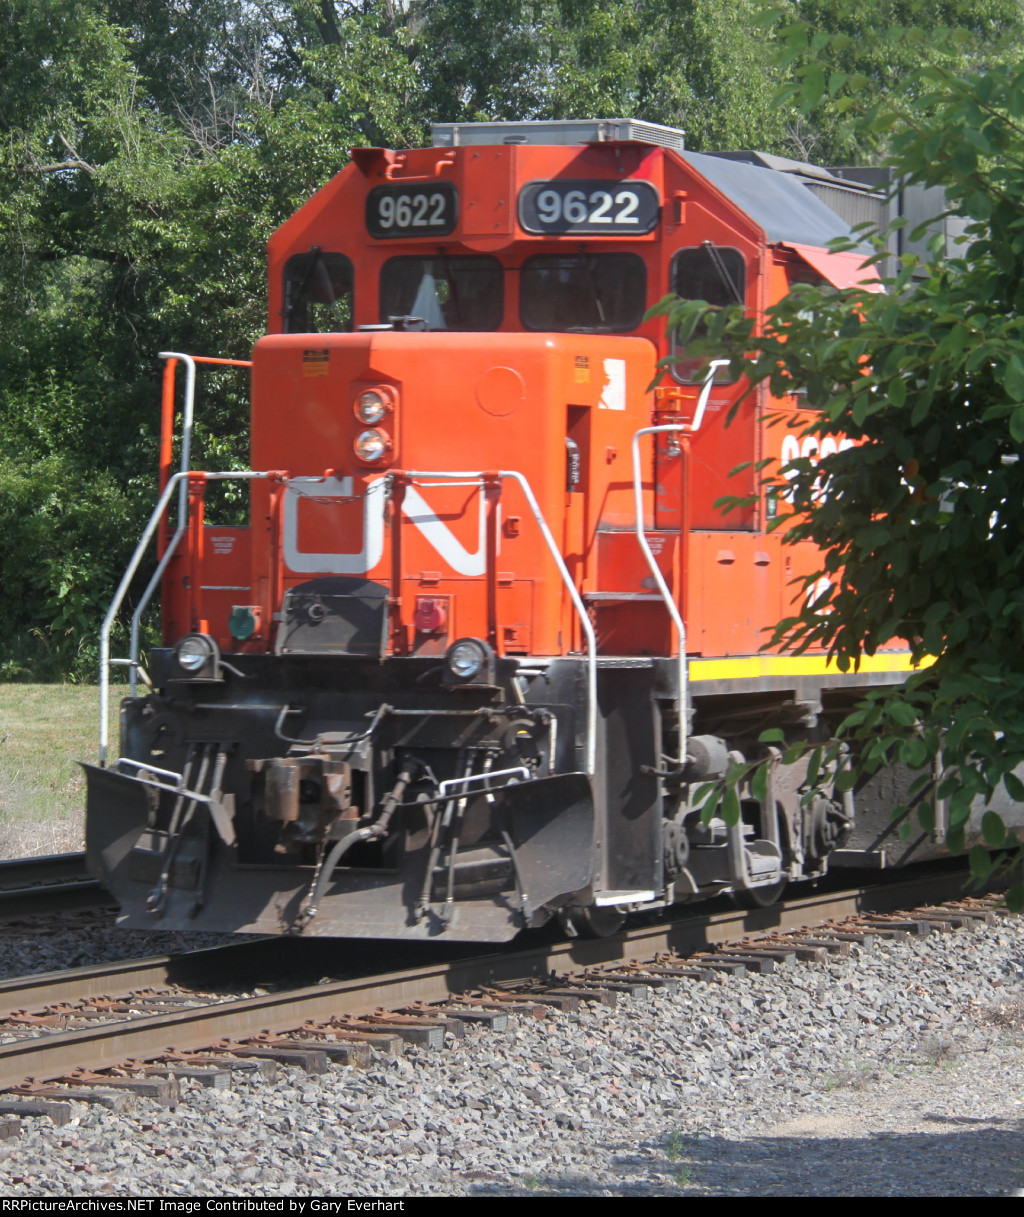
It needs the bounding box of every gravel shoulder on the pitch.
[0,914,1022,1197]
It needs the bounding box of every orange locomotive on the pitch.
[84,120,956,940]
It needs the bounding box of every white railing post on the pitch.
[99,470,274,766]
[401,468,598,779]
[628,359,729,767]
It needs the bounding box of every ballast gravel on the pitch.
[1,912,1023,1197]
[0,911,236,981]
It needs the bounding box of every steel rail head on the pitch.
[0,868,985,1092]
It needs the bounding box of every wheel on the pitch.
[732,879,788,910]
[558,904,626,938]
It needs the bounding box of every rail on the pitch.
[400,469,598,778]
[0,853,106,919]
[0,867,988,1090]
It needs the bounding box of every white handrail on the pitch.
[99,470,275,765]
[438,766,531,797]
[629,359,729,767]
[158,352,197,533]
[630,427,688,767]
[128,524,185,696]
[401,468,598,778]
[689,359,731,434]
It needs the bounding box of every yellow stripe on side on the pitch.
[689,652,922,682]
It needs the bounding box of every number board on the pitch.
[366,182,458,239]
[519,180,659,235]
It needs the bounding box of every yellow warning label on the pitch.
[302,349,329,377]
[574,354,590,384]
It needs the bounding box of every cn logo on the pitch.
[779,434,856,503]
[282,476,488,577]
[806,577,832,610]
[779,434,855,465]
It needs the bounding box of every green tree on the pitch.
[415,0,1024,156]
[416,0,791,151]
[783,0,1024,161]
[0,0,422,677]
[653,48,1024,904]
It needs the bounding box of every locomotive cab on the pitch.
[86,120,955,941]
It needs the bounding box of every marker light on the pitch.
[173,633,220,679]
[445,637,492,681]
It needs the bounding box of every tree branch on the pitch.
[24,134,97,176]
[24,160,95,175]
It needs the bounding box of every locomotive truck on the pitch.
[83,119,1004,940]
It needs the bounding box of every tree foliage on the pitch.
[0,0,421,677]
[417,0,790,151]
[653,45,1024,904]
[780,0,1023,161]
[2,0,1024,680]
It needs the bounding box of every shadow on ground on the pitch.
[471,1120,1024,1196]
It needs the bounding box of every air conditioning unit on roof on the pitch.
[431,119,685,151]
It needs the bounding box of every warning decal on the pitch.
[302,349,330,377]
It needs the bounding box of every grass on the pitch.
[664,1133,695,1188]
[972,999,1024,1033]
[823,1060,878,1091]
[664,1131,684,1161]
[917,1036,963,1068]
[0,684,118,858]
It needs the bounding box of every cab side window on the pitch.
[283,250,353,333]
[670,245,746,384]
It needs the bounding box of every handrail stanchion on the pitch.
[101,472,186,766]
[631,426,689,768]
[157,353,196,537]
[402,468,598,779]
[128,525,186,698]
[484,473,501,650]
[388,473,406,653]
[158,358,178,558]
[156,352,253,554]
[628,360,728,769]
[100,470,275,766]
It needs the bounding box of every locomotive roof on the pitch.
[682,151,868,251]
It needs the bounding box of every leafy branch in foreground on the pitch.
[651,55,1024,906]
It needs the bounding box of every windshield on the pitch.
[520,254,646,333]
[379,256,503,330]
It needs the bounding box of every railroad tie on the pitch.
[252,1037,372,1068]
[589,970,681,995]
[394,1003,511,1032]
[0,1098,72,1125]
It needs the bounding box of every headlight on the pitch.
[355,390,388,424]
[445,637,493,682]
[353,428,390,462]
[173,632,220,679]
